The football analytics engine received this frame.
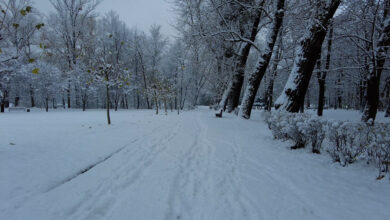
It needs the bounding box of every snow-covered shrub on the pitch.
[366,123,390,176]
[265,110,291,140]
[299,117,326,154]
[266,111,390,176]
[266,111,324,151]
[285,113,310,149]
[326,121,371,166]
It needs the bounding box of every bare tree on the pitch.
[275,0,341,112]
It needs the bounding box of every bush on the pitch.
[265,111,390,178]
[367,123,390,177]
[266,111,325,153]
[326,121,370,166]
[299,117,326,154]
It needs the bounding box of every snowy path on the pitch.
[1,108,390,220]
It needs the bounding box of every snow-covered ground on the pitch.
[1,108,390,220]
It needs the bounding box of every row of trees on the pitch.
[2,0,390,124]
[0,0,216,124]
[175,0,390,122]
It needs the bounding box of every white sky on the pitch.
[33,0,177,37]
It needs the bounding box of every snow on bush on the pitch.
[326,121,370,166]
[366,124,390,176]
[266,111,325,153]
[265,111,390,177]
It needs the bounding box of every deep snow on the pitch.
[1,108,390,220]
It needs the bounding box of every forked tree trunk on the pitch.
[240,0,285,119]
[265,48,282,111]
[223,0,265,113]
[317,24,333,116]
[275,0,341,112]
[362,0,390,122]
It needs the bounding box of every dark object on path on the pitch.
[26,108,30,112]
[215,109,223,118]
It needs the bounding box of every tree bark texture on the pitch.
[275,0,341,112]
[240,0,285,119]
[362,0,390,122]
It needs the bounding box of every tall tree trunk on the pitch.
[240,0,285,119]
[218,81,231,111]
[275,0,341,112]
[106,84,111,125]
[30,87,35,107]
[155,95,159,115]
[75,85,80,108]
[362,0,390,122]
[82,95,87,111]
[45,97,49,112]
[265,43,282,111]
[125,95,129,109]
[223,1,265,113]
[1,90,9,112]
[15,96,20,107]
[67,81,71,109]
[386,96,390,117]
[317,24,333,116]
[164,99,168,115]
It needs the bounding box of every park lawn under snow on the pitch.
[1,108,390,220]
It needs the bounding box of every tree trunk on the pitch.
[30,86,35,107]
[1,90,9,112]
[14,96,20,107]
[223,1,265,113]
[265,43,282,112]
[362,0,390,122]
[125,95,129,109]
[164,99,168,115]
[45,97,49,112]
[386,99,390,117]
[317,79,325,115]
[82,98,86,111]
[317,24,333,116]
[275,0,341,112]
[155,97,159,115]
[240,0,285,119]
[67,82,71,109]
[75,85,80,108]
[218,81,231,111]
[106,85,111,125]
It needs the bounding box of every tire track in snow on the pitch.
[213,131,264,220]
[44,138,139,193]
[164,112,215,220]
[61,120,182,220]
[242,153,321,217]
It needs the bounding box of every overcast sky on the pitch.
[33,0,177,37]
